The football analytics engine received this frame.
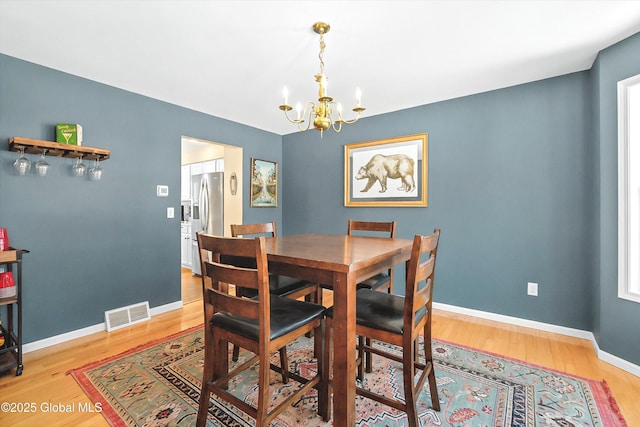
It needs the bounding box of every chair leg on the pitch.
[279,347,289,384]
[196,381,210,427]
[256,345,272,427]
[427,362,440,411]
[305,291,316,339]
[424,320,440,411]
[197,329,227,426]
[320,318,333,422]
[314,322,323,364]
[304,286,321,340]
[315,319,330,421]
[364,337,373,373]
[196,341,214,426]
[316,285,323,307]
[357,336,365,380]
[214,336,230,389]
[363,282,391,374]
[403,340,419,427]
[232,344,240,362]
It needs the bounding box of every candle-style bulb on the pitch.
[296,102,302,120]
[282,86,289,105]
[320,74,328,97]
[355,86,362,106]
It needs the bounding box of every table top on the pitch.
[263,233,413,273]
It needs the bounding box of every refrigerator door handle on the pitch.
[200,176,209,233]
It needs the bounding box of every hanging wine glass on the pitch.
[35,149,50,177]
[88,159,103,181]
[72,157,86,177]
[13,148,31,176]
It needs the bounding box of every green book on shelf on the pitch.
[56,124,83,146]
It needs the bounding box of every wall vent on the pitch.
[105,301,151,332]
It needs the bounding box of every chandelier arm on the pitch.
[325,102,340,133]
[337,114,362,125]
[297,110,312,131]
[299,101,316,131]
[282,101,314,126]
[330,100,361,126]
[282,108,303,124]
[330,119,343,133]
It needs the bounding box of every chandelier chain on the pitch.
[318,33,326,76]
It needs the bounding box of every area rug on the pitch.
[68,326,627,426]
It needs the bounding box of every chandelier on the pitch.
[279,22,365,135]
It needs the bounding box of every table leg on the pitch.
[331,270,356,426]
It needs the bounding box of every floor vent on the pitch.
[105,301,151,332]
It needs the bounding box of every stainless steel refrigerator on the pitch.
[191,171,224,275]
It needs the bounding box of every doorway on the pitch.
[180,136,243,304]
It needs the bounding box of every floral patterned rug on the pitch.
[68,325,627,426]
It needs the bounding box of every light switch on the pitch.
[167,207,174,218]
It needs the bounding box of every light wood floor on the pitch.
[181,267,202,304]
[1,291,639,426]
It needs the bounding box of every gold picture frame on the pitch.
[250,158,278,207]
[344,133,428,207]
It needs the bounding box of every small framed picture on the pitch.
[345,133,428,207]
[250,158,278,207]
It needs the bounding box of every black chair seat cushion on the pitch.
[212,295,325,341]
[326,289,426,335]
[356,272,390,290]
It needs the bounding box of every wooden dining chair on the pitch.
[347,220,397,293]
[195,234,328,427]
[347,220,397,375]
[229,222,322,362]
[318,220,397,307]
[322,229,441,427]
[230,222,320,303]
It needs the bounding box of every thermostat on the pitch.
[157,185,169,197]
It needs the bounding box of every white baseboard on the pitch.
[598,348,640,378]
[433,302,640,378]
[21,299,640,379]
[22,300,183,354]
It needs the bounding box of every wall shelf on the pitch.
[9,137,110,161]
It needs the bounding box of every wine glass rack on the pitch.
[9,137,110,161]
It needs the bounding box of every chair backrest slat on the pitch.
[231,222,277,238]
[205,284,259,320]
[347,220,396,237]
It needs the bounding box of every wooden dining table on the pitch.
[263,233,414,426]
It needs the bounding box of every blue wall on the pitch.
[593,33,640,364]
[0,54,282,343]
[283,73,594,331]
[1,30,639,367]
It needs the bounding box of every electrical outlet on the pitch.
[527,282,538,296]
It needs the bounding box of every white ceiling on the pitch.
[2,1,640,135]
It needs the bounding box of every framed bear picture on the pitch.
[344,133,428,207]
